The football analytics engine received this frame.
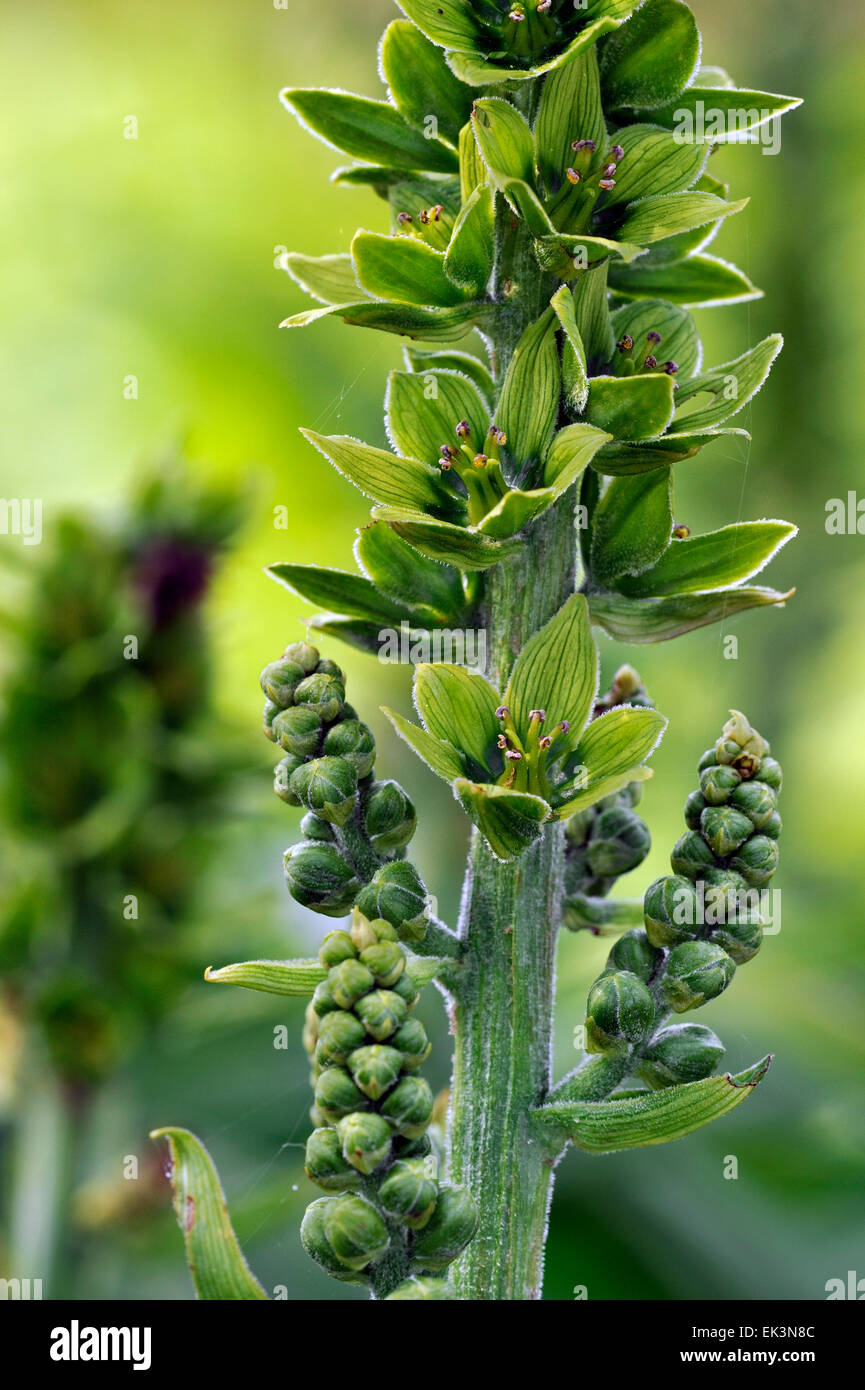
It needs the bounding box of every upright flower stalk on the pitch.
[156,0,800,1301]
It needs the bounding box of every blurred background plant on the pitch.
[0,0,863,1299]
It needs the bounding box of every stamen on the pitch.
[617,335,634,354]
[397,212,413,226]
[538,735,552,751]
[644,355,658,370]
[566,168,581,186]
[495,706,510,719]
[609,145,625,161]
[647,331,662,345]
[571,139,596,154]
[505,749,523,762]
[473,453,488,469]
[663,360,679,376]
[672,524,691,539]
[528,709,546,723]
[456,420,472,439]
[599,178,616,191]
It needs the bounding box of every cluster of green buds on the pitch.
[577,712,782,1090]
[261,642,429,934]
[300,909,477,1296]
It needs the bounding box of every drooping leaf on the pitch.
[444,183,495,295]
[599,0,701,111]
[616,520,797,596]
[609,299,702,379]
[498,309,561,470]
[204,959,326,997]
[595,427,749,474]
[453,779,551,862]
[355,520,466,621]
[268,562,410,625]
[352,232,471,307]
[383,707,467,782]
[281,298,492,343]
[150,1129,268,1300]
[585,374,676,440]
[617,192,748,247]
[505,593,597,746]
[300,430,454,515]
[634,87,803,140]
[307,613,408,656]
[281,252,366,306]
[414,663,501,773]
[534,47,606,197]
[471,98,534,185]
[589,586,794,642]
[590,469,673,584]
[281,88,459,173]
[502,179,556,235]
[386,368,489,469]
[552,764,653,819]
[476,486,559,539]
[674,335,783,430]
[373,507,522,570]
[608,254,761,306]
[380,19,475,147]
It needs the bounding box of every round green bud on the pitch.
[395,1132,433,1161]
[385,1277,457,1301]
[411,1185,478,1271]
[322,720,376,780]
[300,811,335,842]
[709,914,763,965]
[355,861,429,943]
[304,1127,362,1191]
[262,699,280,742]
[643,875,699,948]
[283,641,320,674]
[730,779,777,829]
[315,657,344,679]
[663,941,736,1013]
[380,1074,435,1138]
[605,929,661,983]
[319,930,357,970]
[327,958,375,1010]
[336,1111,392,1175]
[323,1192,389,1270]
[272,705,322,759]
[586,970,654,1055]
[302,1001,319,1058]
[700,867,752,922]
[565,808,595,848]
[700,805,754,858]
[754,756,782,791]
[300,1198,368,1283]
[363,780,417,854]
[348,1044,404,1100]
[354,988,408,1041]
[359,940,405,988]
[378,1160,438,1229]
[670,830,717,881]
[283,842,359,916]
[684,790,707,831]
[293,672,345,723]
[391,1017,432,1070]
[316,1009,366,1064]
[697,748,718,772]
[700,764,742,806]
[391,970,420,1011]
[260,657,305,708]
[311,978,338,1018]
[273,755,304,806]
[636,1023,725,1090]
[314,1066,367,1122]
[762,810,782,840]
[585,806,651,878]
[729,834,780,887]
[290,756,358,827]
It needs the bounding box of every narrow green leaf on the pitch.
[674,335,783,430]
[204,959,326,997]
[600,0,701,111]
[585,374,676,440]
[589,586,794,642]
[575,705,667,782]
[281,298,492,344]
[595,427,750,474]
[454,780,550,863]
[373,507,522,570]
[383,707,467,783]
[534,233,644,282]
[534,1056,773,1153]
[300,429,452,516]
[543,423,613,489]
[609,299,701,379]
[444,183,495,295]
[386,368,489,470]
[551,285,589,412]
[617,521,798,596]
[471,98,534,185]
[635,87,803,140]
[352,232,470,307]
[356,520,466,622]
[505,593,597,746]
[403,347,495,405]
[380,20,474,147]
[572,262,615,369]
[332,164,418,195]
[591,470,673,583]
[597,125,706,208]
[281,88,458,173]
[307,613,402,656]
[150,1129,268,1300]
[552,764,653,819]
[459,121,486,204]
[268,562,409,624]
[534,47,606,197]
[618,192,748,247]
[414,664,501,773]
[608,254,762,306]
[394,0,481,51]
[282,252,366,306]
[498,309,561,469]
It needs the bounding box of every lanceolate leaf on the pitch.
[380,19,474,147]
[534,1056,773,1153]
[589,586,794,642]
[356,520,466,621]
[282,252,366,305]
[498,310,561,470]
[543,423,613,490]
[414,664,500,773]
[281,89,459,173]
[608,254,761,306]
[204,959,326,996]
[574,706,667,782]
[534,233,645,282]
[281,299,492,344]
[617,521,797,596]
[268,562,410,625]
[591,470,673,584]
[634,87,803,140]
[444,183,495,295]
[386,368,489,470]
[505,594,597,747]
[300,430,454,516]
[453,780,551,863]
[352,232,471,307]
[674,335,783,430]
[307,613,402,656]
[585,374,676,440]
[552,286,589,412]
[403,347,495,405]
[617,192,747,247]
[595,427,750,474]
[471,98,534,186]
[599,0,701,112]
[150,1129,268,1300]
[373,507,522,570]
[383,707,467,782]
[552,764,653,819]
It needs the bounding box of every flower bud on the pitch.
[274,755,304,805]
[643,874,699,948]
[316,657,344,679]
[700,805,753,857]
[391,970,420,1011]
[605,929,661,983]
[322,719,376,779]
[316,1009,367,1064]
[663,941,735,1012]
[709,913,763,965]
[715,710,767,771]
[359,940,405,988]
[363,780,417,853]
[336,1111,392,1175]
[762,810,782,839]
[350,909,396,951]
[272,705,322,759]
[290,755,358,826]
[293,671,345,723]
[300,811,335,842]
[300,1198,368,1283]
[314,1066,367,1122]
[391,1017,432,1069]
[636,1023,725,1090]
[311,978,338,1017]
[585,805,651,878]
[730,780,777,829]
[754,756,782,790]
[411,1185,478,1271]
[348,1043,404,1100]
[697,748,718,772]
[355,861,429,942]
[729,834,779,887]
[670,830,716,881]
[322,1192,389,1269]
[380,1074,435,1137]
[378,1159,437,1229]
[328,958,375,1010]
[354,988,408,1041]
[304,1127,363,1191]
[700,867,751,920]
[260,657,305,707]
[319,930,357,969]
[283,842,359,915]
[262,699,280,742]
[684,789,707,831]
[699,765,741,805]
[585,970,654,1055]
[565,808,595,847]
[283,641,320,674]
[385,1277,457,1300]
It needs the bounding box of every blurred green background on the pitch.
[1,0,863,1300]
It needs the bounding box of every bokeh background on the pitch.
[1,0,863,1300]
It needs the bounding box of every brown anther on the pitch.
[397,212,413,226]
[672,524,691,539]
[432,204,444,221]
[418,208,430,225]
[566,168,581,186]
[495,705,510,719]
[505,749,523,762]
[617,335,634,354]
[599,178,616,191]
[610,145,625,161]
[663,360,679,376]
[644,355,658,370]
[647,331,662,345]
[456,420,472,438]
[529,709,546,722]
[473,453,488,469]
[559,720,570,735]
[538,735,553,751]
[497,734,509,750]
